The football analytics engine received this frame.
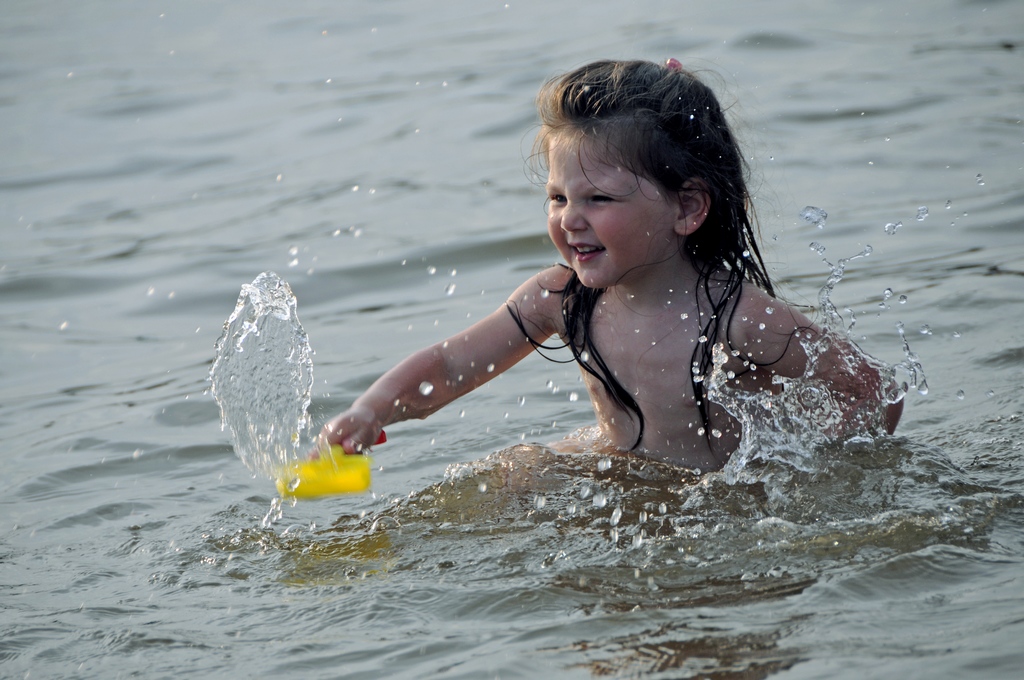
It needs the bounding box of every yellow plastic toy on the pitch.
[275,432,385,499]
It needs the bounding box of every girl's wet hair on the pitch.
[513,59,776,450]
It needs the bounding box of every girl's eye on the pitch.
[549,194,566,204]
[592,195,613,203]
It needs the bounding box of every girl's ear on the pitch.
[673,179,711,237]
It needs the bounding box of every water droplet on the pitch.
[809,241,826,255]
[898,295,908,304]
[639,510,648,523]
[952,330,962,338]
[698,335,708,343]
[569,391,579,402]
[916,206,929,221]
[486,363,495,372]
[956,390,965,401]
[884,221,903,235]
[427,266,437,275]
[540,289,551,298]
[711,428,722,439]
[534,495,546,509]
[659,502,668,514]
[800,206,828,229]
[976,173,985,185]
[597,457,612,472]
[765,306,774,315]
[419,381,434,395]
[592,492,607,508]
[758,323,766,330]
[579,485,593,499]
[631,533,644,548]
[580,350,590,363]
[693,468,702,476]
[610,507,622,527]
[680,312,689,320]
[444,283,456,296]
[882,288,893,300]
[478,482,488,493]
[919,325,932,335]
[945,200,952,210]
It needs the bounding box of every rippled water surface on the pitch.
[3,1,1023,678]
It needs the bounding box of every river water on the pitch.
[2,1,1023,678]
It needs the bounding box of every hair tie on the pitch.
[665,58,683,72]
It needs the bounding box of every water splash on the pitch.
[704,238,924,484]
[209,272,314,480]
[800,205,828,229]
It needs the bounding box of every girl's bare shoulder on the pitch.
[727,283,817,367]
[505,265,571,342]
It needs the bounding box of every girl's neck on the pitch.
[606,259,702,316]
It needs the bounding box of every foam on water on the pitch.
[208,272,314,480]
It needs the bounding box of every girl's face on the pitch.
[545,136,693,293]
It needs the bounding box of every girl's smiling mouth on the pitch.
[570,243,605,261]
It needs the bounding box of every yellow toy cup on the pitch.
[276,446,372,499]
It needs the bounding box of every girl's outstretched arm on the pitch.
[320,267,567,453]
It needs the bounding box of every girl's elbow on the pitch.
[885,398,904,434]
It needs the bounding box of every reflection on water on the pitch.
[199,437,1001,677]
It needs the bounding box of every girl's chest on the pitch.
[588,306,702,406]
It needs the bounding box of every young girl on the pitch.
[319,59,902,472]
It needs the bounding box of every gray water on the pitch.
[3,1,1023,678]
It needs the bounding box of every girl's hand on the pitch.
[319,405,384,455]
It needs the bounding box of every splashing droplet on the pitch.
[976,173,985,185]
[800,206,828,229]
[592,492,607,508]
[597,457,612,472]
[610,506,622,527]
[209,272,314,478]
[884,221,903,235]
[916,206,929,221]
[419,381,434,395]
[809,241,826,255]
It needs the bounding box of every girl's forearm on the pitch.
[352,345,454,426]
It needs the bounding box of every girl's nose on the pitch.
[560,203,586,232]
